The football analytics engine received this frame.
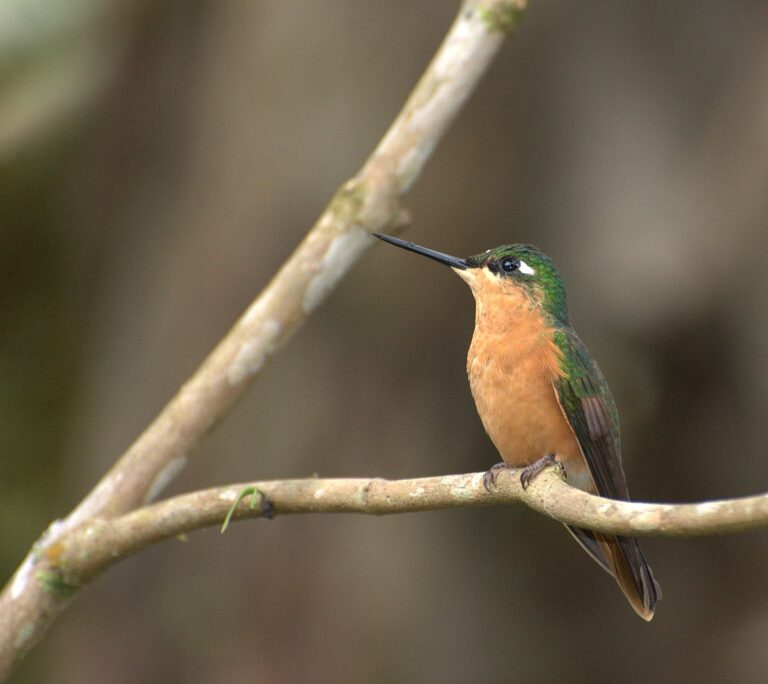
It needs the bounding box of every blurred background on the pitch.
[3,1,768,682]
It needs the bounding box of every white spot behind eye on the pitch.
[518,259,536,275]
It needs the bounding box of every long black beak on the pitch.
[374,233,467,270]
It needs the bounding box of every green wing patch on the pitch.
[553,329,661,617]
[553,329,629,501]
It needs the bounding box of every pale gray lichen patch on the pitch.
[10,554,35,599]
[396,144,434,192]
[450,484,475,500]
[354,481,375,507]
[470,473,487,489]
[143,455,187,504]
[433,16,480,80]
[14,623,35,650]
[242,297,267,326]
[401,13,490,145]
[303,229,372,313]
[695,501,723,515]
[597,503,617,516]
[409,486,426,498]
[629,510,665,532]
[227,319,281,385]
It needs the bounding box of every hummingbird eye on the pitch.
[500,257,519,273]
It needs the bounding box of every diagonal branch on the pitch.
[0,1,527,678]
[65,0,525,533]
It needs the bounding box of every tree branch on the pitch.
[16,467,768,601]
[0,1,527,678]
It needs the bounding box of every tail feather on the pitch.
[565,525,612,576]
[566,525,661,621]
[609,535,661,621]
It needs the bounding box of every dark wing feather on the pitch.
[553,329,661,619]
[553,330,628,500]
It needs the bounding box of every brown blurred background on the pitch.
[3,1,768,682]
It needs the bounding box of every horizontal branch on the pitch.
[31,467,768,591]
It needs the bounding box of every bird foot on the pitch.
[483,462,514,492]
[520,453,560,491]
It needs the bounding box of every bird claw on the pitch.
[484,455,564,492]
[483,462,513,492]
[520,453,560,491]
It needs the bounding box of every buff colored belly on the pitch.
[467,333,593,492]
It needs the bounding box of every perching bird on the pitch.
[374,233,660,620]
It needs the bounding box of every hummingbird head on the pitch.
[374,234,571,326]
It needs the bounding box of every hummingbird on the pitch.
[374,233,660,620]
